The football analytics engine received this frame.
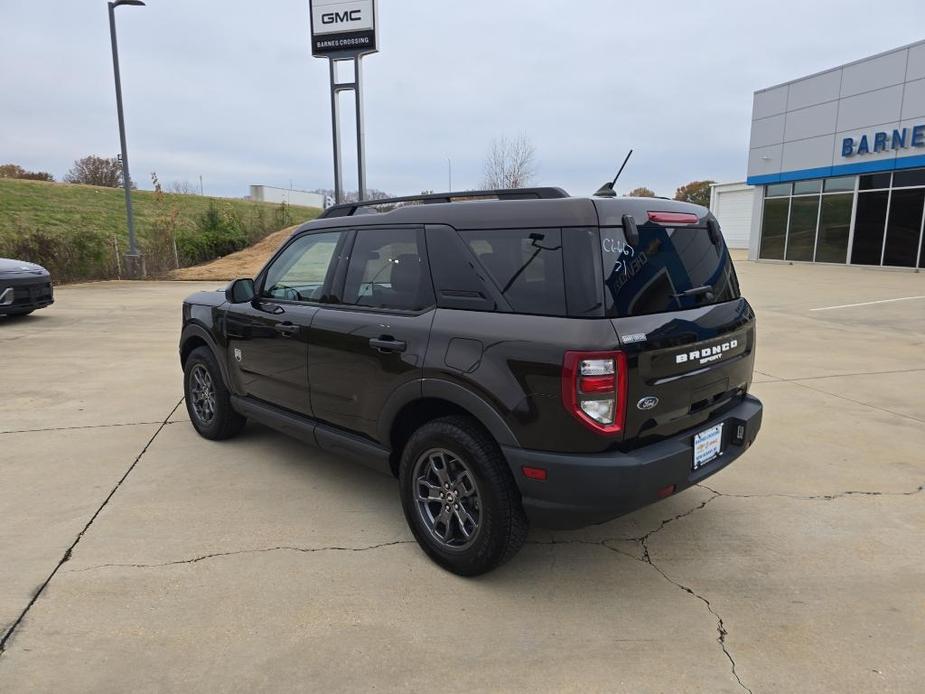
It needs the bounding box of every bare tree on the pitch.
[169,179,199,195]
[481,135,537,189]
[64,155,125,188]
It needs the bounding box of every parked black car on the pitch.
[0,258,54,316]
[179,187,762,575]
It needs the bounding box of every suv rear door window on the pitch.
[600,224,740,317]
[341,228,434,311]
[461,228,566,316]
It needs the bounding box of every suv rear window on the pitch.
[600,224,740,317]
[461,228,567,316]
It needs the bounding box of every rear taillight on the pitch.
[562,351,628,434]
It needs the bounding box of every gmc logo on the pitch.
[322,10,361,24]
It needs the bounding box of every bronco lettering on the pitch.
[675,339,739,365]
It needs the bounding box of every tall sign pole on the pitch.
[108,0,145,277]
[309,0,378,204]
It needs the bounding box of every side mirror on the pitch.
[225,278,255,304]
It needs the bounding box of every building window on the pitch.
[823,176,855,193]
[815,194,853,263]
[859,173,891,190]
[850,191,889,265]
[883,188,925,268]
[793,180,822,195]
[785,196,819,261]
[759,198,788,259]
[760,170,925,267]
[766,183,791,197]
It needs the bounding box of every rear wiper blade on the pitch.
[673,285,715,299]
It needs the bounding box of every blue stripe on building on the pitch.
[746,153,925,185]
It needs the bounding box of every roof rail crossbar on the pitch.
[319,187,570,218]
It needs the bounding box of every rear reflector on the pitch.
[579,375,616,394]
[657,484,676,499]
[648,211,699,224]
[522,466,547,481]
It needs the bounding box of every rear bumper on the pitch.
[502,395,762,529]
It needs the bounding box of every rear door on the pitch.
[308,226,434,439]
[598,213,756,445]
[224,230,345,416]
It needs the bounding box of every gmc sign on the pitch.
[310,0,378,58]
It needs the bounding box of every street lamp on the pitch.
[108,0,145,277]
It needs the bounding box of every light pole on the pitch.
[108,0,145,277]
[447,157,452,192]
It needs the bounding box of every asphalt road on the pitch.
[1,260,923,693]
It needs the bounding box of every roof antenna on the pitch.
[594,149,633,198]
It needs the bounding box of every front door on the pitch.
[309,226,435,439]
[225,230,345,416]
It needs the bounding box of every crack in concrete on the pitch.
[613,494,752,693]
[754,369,925,425]
[0,420,165,436]
[629,543,752,694]
[787,379,925,425]
[529,496,751,693]
[69,540,416,572]
[698,481,925,501]
[0,398,184,658]
[757,366,925,384]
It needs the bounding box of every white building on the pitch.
[249,185,325,209]
[712,40,925,268]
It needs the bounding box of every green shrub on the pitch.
[176,201,249,265]
[0,222,117,282]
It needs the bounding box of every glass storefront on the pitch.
[758,170,925,268]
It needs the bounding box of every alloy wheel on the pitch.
[412,448,482,549]
[189,364,216,424]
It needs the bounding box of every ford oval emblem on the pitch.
[637,396,659,411]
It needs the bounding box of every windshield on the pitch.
[600,224,740,318]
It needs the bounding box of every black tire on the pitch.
[4,309,34,317]
[183,346,246,440]
[399,416,528,576]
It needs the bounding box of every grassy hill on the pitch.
[0,178,321,282]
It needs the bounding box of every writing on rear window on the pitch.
[600,225,740,318]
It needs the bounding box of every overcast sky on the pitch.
[3,0,925,199]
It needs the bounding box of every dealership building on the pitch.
[710,39,925,268]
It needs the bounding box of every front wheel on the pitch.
[183,346,246,440]
[399,416,528,576]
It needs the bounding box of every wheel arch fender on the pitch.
[180,323,231,388]
[378,378,520,451]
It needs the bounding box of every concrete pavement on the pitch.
[0,264,923,692]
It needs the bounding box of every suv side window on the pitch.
[261,231,342,302]
[340,227,434,311]
[460,228,566,316]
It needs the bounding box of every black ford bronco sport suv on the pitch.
[179,187,762,575]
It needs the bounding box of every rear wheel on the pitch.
[183,346,246,440]
[399,416,528,576]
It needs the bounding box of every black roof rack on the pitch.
[319,187,570,218]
